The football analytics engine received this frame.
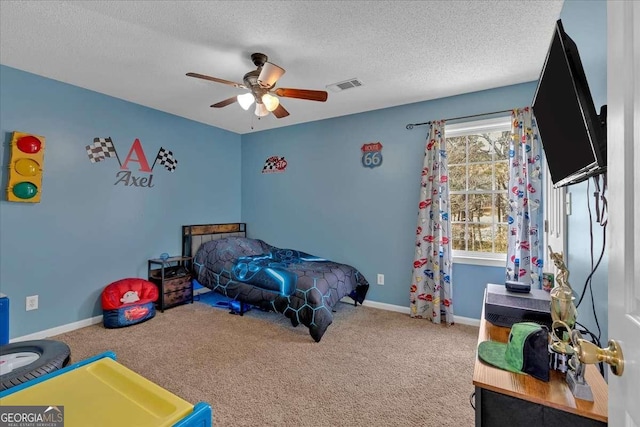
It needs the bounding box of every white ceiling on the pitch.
[0,1,564,134]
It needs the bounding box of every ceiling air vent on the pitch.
[326,78,363,93]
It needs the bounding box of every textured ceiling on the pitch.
[0,1,564,134]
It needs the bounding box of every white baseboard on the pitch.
[11,290,214,343]
[341,297,480,327]
[362,299,410,314]
[10,315,103,343]
[452,315,481,327]
[11,295,478,342]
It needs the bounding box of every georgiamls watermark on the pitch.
[0,406,64,427]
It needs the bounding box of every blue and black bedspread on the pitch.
[192,237,369,342]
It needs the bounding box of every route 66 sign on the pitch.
[361,142,383,168]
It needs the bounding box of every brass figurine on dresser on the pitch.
[548,246,578,329]
[546,246,625,403]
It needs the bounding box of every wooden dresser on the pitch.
[473,297,608,426]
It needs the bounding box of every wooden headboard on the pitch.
[182,223,247,259]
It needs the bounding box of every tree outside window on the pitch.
[446,123,510,255]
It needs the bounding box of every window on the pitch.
[445,117,511,263]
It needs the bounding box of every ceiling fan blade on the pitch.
[274,88,328,102]
[186,72,246,89]
[210,96,238,108]
[272,103,290,119]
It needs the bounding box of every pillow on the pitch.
[201,237,270,258]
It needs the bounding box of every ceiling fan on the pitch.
[186,52,328,119]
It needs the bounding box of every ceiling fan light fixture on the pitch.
[261,93,280,112]
[258,62,285,88]
[189,52,327,121]
[254,102,270,117]
[237,92,255,110]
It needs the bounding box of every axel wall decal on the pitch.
[86,137,178,187]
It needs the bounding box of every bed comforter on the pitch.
[192,237,369,342]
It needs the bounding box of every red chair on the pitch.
[101,278,159,328]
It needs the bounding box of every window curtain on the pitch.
[506,107,543,287]
[410,120,454,324]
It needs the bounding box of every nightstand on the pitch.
[147,256,193,312]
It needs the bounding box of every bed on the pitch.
[182,223,370,342]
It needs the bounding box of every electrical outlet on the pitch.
[26,295,38,311]
[377,274,384,285]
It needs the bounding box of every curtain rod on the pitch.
[405,108,513,130]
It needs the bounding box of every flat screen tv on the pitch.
[532,19,607,188]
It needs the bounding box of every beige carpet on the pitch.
[53,299,479,426]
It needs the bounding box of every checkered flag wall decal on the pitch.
[262,156,288,174]
[156,147,178,172]
[86,137,118,163]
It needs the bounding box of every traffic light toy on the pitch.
[6,131,46,203]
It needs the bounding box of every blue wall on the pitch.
[560,0,608,345]
[0,65,242,338]
[0,0,607,338]
[241,82,537,319]
[241,0,607,325]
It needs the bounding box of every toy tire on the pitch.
[0,340,71,391]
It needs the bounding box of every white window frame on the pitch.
[445,116,512,267]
